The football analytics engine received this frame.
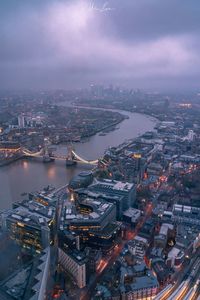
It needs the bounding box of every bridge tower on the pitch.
[66,144,77,166]
[43,138,54,163]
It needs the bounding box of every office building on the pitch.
[187,129,195,142]
[1,200,55,253]
[88,179,136,219]
[18,114,25,128]
[151,258,172,286]
[172,204,200,226]
[68,171,94,190]
[154,223,174,248]
[58,248,87,288]
[166,247,184,269]
[123,208,141,227]
[120,266,159,299]
[59,190,120,252]
[127,236,148,260]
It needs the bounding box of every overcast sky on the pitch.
[0,0,200,91]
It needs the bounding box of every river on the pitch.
[0,107,156,210]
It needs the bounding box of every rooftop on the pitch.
[5,200,55,228]
[0,248,50,300]
[168,247,184,259]
[123,208,141,219]
[120,268,158,292]
[63,194,114,225]
[90,179,134,193]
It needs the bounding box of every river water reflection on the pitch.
[0,108,156,209]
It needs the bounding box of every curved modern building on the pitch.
[65,195,116,231]
[59,190,120,252]
[68,171,93,190]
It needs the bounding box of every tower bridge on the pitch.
[0,143,99,166]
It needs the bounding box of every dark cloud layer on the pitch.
[0,0,200,91]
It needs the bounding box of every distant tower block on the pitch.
[188,130,195,142]
[18,114,25,128]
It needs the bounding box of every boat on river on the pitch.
[99,132,106,136]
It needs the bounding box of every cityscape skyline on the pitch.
[0,1,200,300]
[1,0,200,91]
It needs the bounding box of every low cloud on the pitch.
[0,0,200,90]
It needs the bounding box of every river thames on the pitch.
[0,108,156,209]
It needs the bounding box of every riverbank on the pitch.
[0,109,156,210]
[55,113,127,144]
[71,101,160,124]
[0,155,23,167]
[59,101,158,131]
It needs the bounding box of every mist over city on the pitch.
[0,1,200,300]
